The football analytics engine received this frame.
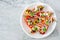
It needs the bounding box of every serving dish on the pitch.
[20,2,57,38]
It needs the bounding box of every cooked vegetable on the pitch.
[47,11,53,17]
[33,20,37,25]
[26,9,31,13]
[32,18,40,25]
[25,9,31,15]
[52,18,55,22]
[37,5,44,10]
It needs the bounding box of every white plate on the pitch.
[20,2,57,38]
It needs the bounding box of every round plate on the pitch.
[20,2,57,38]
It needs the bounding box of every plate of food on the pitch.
[20,2,57,38]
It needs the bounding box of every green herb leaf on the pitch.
[30,12,34,17]
[46,20,49,25]
[32,27,38,31]
[43,27,47,32]
[41,13,45,17]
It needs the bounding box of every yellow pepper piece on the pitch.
[25,11,30,16]
[33,20,38,25]
[37,5,44,10]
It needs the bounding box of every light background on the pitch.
[0,0,60,40]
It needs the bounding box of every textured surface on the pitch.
[0,0,60,40]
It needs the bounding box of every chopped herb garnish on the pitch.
[43,27,47,32]
[46,20,49,25]
[32,26,38,31]
[41,13,45,17]
[30,12,34,17]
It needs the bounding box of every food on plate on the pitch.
[23,5,55,35]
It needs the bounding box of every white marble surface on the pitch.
[0,0,60,40]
